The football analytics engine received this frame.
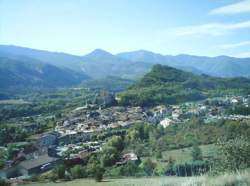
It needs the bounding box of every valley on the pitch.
[0,48,250,185]
[0,63,250,186]
[2,1,250,185]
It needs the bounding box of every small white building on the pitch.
[172,112,179,120]
[123,152,138,161]
[160,118,173,128]
[231,98,239,104]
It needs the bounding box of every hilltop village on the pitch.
[0,92,250,179]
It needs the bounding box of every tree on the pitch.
[54,165,66,179]
[121,161,139,176]
[86,155,99,175]
[0,179,10,186]
[191,143,203,161]
[0,148,7,169]
[165,156,176,175]
[107,136,124,152]
[126,128,140,143]
[92,163,104,182]
[101,146,119,167]
[155,150,162,159]
[0,160,4,169]
[140,158,156,176]
[217,136,250,171]
[70,165,86,179]
[7,144,19,160]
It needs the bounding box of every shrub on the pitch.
[191,143,203,161]
[93,164,105,182]
[0,179,10,186]
[121,161,140,176]
[140,158,156,176]
[217,136,250,171]
[101,146,119,167]
[53,164,66,179]
[70,165,86,179]
[156,150,163,159]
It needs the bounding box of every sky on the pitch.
[1,0,250,57]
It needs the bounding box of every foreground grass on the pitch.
[21,170,250,186]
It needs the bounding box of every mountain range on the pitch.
[0,56,89,91]
[117,50,250,77]
[1,45,250,91]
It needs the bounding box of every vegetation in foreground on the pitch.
[17,169,250,186]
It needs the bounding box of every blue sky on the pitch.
[1,0,250,57]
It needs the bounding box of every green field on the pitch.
[162,144,217,163]
[146,144,217,173]
[20,170,250,186]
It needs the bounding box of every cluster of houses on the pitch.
[1,95,249,180]
[0,104,150,180]
[0,130,104,179]
[55,106,149,135]
[156,95,250,128]
[0,138,61,179]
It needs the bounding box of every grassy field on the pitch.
[148,144,217,173]
[162,144,218,163]
[20,170,250,186]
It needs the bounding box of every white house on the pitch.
[160,118,173,128]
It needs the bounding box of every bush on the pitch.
[93,164,105,182]
[191,143,203,161]
[101,146,119,167]
[104,166,123,177]
[120,161,140,176]
[53,164,66,179]
[140,158,156,176]
[107,136,124,152]
[155,150,162,159]
[217,136,250,171]
[70,165,86,179]
[0,179,10,186]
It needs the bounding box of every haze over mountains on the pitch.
[1,45,250,90]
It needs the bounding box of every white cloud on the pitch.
[210,0,250,15]
[175,20,250,36]
[219,41,250,49]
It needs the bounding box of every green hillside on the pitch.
[118,64,250,106]
[0,57,90,91]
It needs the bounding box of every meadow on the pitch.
[162,144,217,163]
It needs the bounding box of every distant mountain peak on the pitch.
[85,49,113,58]
[132,49,155,54]
[118,49,162,56]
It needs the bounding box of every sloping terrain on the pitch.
[0,56,89,90]
[117,51,250,77]
[2,45,250,79]
[117,64,250,106]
